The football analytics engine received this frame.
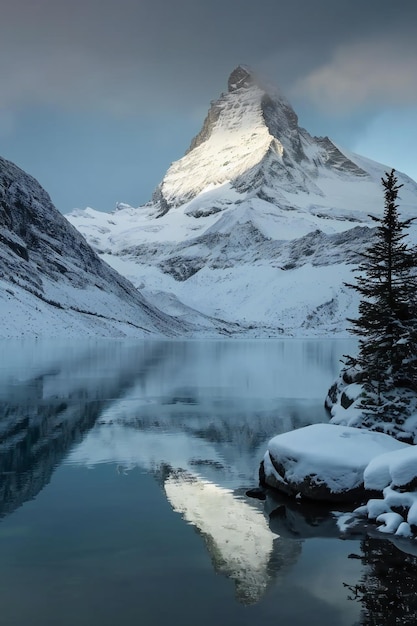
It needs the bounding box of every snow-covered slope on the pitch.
[0,155,190,338]
[68,66,417,335]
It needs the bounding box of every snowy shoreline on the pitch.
[262,423,417,541]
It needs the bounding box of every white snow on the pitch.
[66,73,417,337]
[265,423,407,495]
[357,446,417,538]
[395,522,413,538]
[0,274,180,339]
[343,383,363,400]
[159,86,274,207]
[265,422,417,540]
[95,254,357,336]
[366,499,391,520]
[164,473,282,603]
[376,512,405,534]
[365,445,417,491]
[361,485,417,537]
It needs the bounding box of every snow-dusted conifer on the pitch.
[345,169,417,430]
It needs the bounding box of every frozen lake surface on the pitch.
[0,339,416,625]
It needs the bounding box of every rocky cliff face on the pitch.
[0,155,187,337]
[68,66,417,336]
[152,65,369,212]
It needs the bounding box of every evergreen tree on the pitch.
[345,169,417,429]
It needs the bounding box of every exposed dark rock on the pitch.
[187,101,223,154]
[246,487,266,500]
[158,256,205,281]
[325,382,338,410]
[264,448,378,503]
[315,136,368,177]
[227,65,254,92]
[341,391,355,409]
[261,94,304,163]
[262,425,405,504]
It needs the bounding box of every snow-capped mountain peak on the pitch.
[153,66,368,215]
[68,67,417,336]
[227,64,254,91]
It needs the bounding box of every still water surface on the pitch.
[0,339,416,625]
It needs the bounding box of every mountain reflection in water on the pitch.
[0,338,415,625]
[162,468,301,605]
[0,340,169,519]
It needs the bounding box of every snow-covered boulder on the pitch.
[326,368,417,444]
[365,445,417,492]
[325,365,364,420]
[261,424,408,502]
[354,445,417,536]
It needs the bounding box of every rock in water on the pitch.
[262,424,408,502]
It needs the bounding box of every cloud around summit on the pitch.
[1,0,416,117]
[1,0,417,212]
[293,35,417,113]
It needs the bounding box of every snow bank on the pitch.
[263,422,417,540]
[326,369,417,443]
[365,445,417,491]
[263,423,407,502]
[353,445,417,536]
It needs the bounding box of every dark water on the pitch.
[0,339,416,626]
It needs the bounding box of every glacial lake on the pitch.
[1,338,417,626]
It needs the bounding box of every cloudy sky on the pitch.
[1,0,416,213]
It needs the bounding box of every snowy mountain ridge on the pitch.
[68,66,417,336]
[0,155,193,338]
[153,65,370,214]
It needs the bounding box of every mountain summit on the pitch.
[153,65,368,215]
[227,65,255,91]
[69,67,417,336]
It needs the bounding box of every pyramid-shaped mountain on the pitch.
[0,155,189,337]
[69,66,417,336]
[154,65,368,213]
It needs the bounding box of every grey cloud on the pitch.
[293,35,417,112]
[1,0,417,117]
